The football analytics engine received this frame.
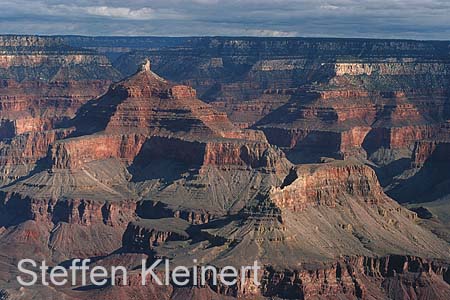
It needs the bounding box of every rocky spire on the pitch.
[140,59,151,72]
[134,58,167,83]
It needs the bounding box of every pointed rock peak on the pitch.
[140,59,151,72]
[120,58,167,88]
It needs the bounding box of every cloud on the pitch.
[242,29,298,37]
[191,0,219,5]
[0,0,449,39]
[83,6,155,20]
[41,5,157,20]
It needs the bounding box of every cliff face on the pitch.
[50,134,147,169]
[0,79,113,122]
[48,134,284,173]
[132,136,284,171]
[0,36,120,80]
[0,128,74,184]
[412,140,450,166]
[0,191,136,227]
[270,162,385,211]
[260,255,450,300]
[256,81,447,158]
[0,36,122,186]
[122,218,190,251]
[0,36,120,122]
[103,255,450,300]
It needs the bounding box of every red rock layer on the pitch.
[0,129,71,161]
[261,255,450,300]
[136,200,216,225]
[257,88,446,160]
[50,134,147,169]
[0,191,136,227]
[210,93,291,127]
[48,133,284,172]
[134,136,287,172]
[412,140,450,166]
[122,219,189,251]
[108,255,450,300]
[270,162,387,211]
[74,62,240,139]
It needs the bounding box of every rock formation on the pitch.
[0,36,122,185]
[0,37,449,300]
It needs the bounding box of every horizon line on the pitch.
[0,33,449,43]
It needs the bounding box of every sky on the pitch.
[1,0,450,39]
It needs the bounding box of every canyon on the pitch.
[0,35,448,300]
